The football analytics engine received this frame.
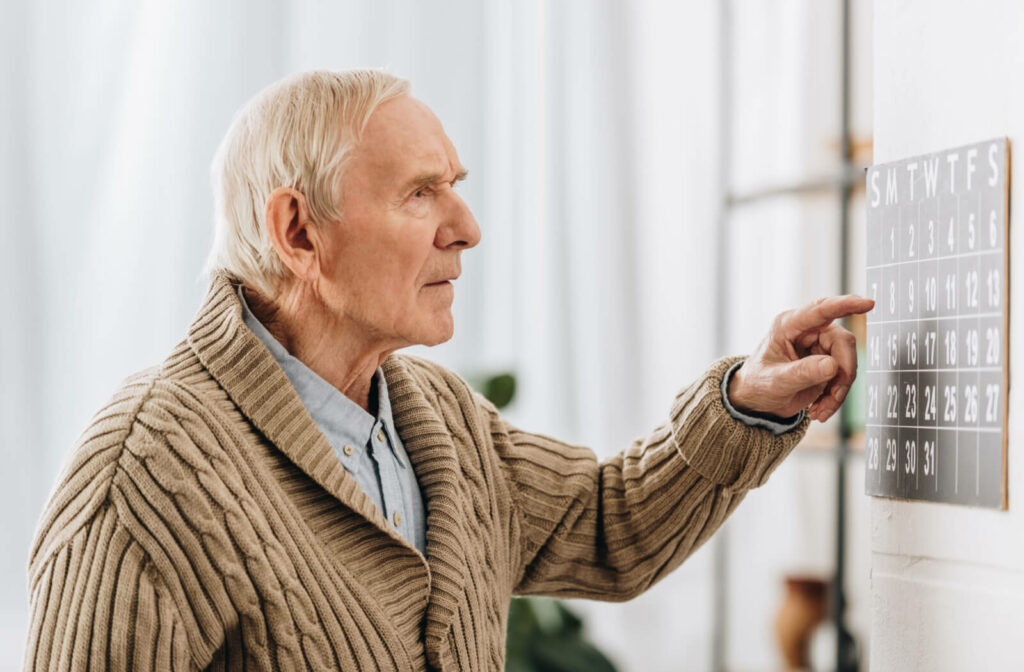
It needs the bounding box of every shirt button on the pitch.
[343,444,355,456]
[377,428,385,442]
[392,511,403,527]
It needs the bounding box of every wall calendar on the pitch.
[864,138,1009,509]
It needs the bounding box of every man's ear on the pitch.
[264,186,319,282]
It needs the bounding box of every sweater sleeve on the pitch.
[493,355,810,601]
[23,503,197,671]
[23,376,218,671]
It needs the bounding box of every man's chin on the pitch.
[424,328,455,347]
[416,316,455,347]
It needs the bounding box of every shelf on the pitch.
[795,429,866,456]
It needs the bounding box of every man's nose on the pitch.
[437,190,481,250]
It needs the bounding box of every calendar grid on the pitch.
[865,246,1002,270]
[864,137,1008,508]
[868,312,1001,325]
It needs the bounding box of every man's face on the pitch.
[316,95,480,349]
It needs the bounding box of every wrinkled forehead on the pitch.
[353,95,463,184]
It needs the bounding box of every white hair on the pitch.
[203,69,410,297]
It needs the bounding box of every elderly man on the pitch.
[25,70,871,671]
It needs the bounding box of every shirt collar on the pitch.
[235,284,401,470]
[374,367,399,445]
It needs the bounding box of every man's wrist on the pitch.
[721,360,804,435]
[726,362,756,414]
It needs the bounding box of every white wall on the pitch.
[872,2,1024,670]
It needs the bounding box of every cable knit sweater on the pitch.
[24,273,809,671]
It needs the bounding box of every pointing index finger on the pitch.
[782,295,875,338]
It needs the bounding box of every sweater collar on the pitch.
[186,273,390,529]
[234,283,404,474]
[379,354,470,668]
[187,272,466,666]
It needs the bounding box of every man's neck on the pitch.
[243,285,391,414]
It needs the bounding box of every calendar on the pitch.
[864,138,1009,509]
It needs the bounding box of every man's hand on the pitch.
[727,295,875,423]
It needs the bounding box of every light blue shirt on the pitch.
[237,285,427,555]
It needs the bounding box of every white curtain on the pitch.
[0,1,840,670]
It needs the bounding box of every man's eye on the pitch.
[414,188,428,198]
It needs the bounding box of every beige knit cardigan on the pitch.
[25,273,809,671]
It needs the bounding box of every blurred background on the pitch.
[0,0,875,669]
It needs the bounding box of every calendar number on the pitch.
[868,436,880,471]
[965,270,979,308]
[923,384,937,421]
[965,328,979,366]
[905,331,917,366]
[985,327,1000,365]
[985,383,1000,423]
[945,273,958,310]
[924,275,937,312]
[944,330,957,366]
[904,439,917,475]
[885,437,897,472]
[904,383,918,420]
[943,384,958,422]
[922,440,935,476]
[987,268,1000,307]
[886,384,899,419]
[964,385,979,423]
[923,330,936,366]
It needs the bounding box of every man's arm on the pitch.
[24,502,197,671]
[23,378,229,671]
[485,355,807,601]
[492,294,872,600]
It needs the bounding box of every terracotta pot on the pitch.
[775,575,829,669]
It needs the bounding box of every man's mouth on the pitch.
[426,274,459,286]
